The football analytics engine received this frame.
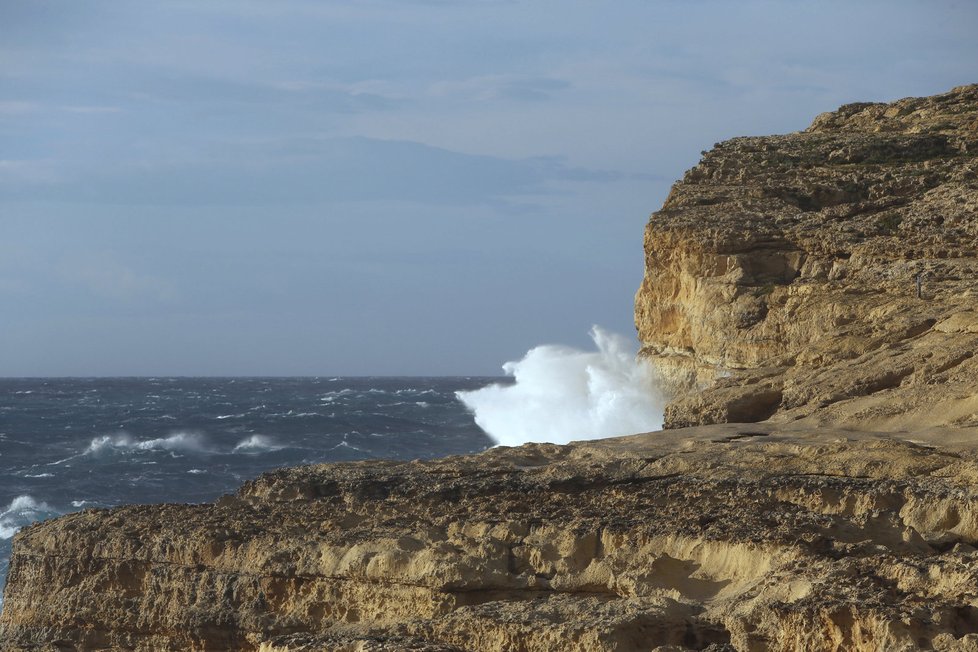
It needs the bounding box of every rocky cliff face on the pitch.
[635,84,978,429]
[3,86,978,652]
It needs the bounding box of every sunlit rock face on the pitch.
[635,84,978,429]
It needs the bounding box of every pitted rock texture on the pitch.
[6,424,978,651]
[634,84,978,429]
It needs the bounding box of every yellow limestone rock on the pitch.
[635,84,978,431]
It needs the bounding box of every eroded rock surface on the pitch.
[6,425,978,651]
[635,84,978,430]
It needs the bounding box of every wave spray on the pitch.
[457,327,665,446]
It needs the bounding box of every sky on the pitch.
[2,0,977,376]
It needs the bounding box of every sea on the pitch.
[0,376,499,600]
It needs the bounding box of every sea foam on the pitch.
[457,327,664,446]
[84,431,210,455]
[233,435,283,452]
[0,495,59,540]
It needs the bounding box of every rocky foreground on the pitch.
[6,425,978,652]
[3,85,978,651]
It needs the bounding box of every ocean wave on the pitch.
[457,326,665,446]
[84,432,210,455]
[331,440,367,453]
[0,495,60,540]
[267,410,321,418]
[394,388,437,396]
[384,400,433,408]
[215,413,247,420]
[320,389,355,402]
[233,435,283,453]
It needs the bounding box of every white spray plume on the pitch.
[456,326,664,446]
[83,432,209,455]
[233,435,283,453]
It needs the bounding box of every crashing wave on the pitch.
[0,495,59,540]
[232,435,283,453]
[457,326,665,446]
[84,431,210,455]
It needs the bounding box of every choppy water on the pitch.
[0,377,497,599]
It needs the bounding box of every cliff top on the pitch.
[807,84,978,136]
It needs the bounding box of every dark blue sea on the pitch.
[0,377,499,600]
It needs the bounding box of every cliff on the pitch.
[3,85,978,651]
[635,84,978,429]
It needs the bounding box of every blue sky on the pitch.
[2,0,976,375]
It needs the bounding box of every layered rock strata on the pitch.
[7,424,978,651]
[634,84,978,429]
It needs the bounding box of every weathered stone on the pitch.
[635,84,978,430]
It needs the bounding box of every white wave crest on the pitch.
[0,495,59,539]
[456,326,665,446]
[84,431,210,455]
[331,440,366,453]
[233,435,283,452]
[320,389,355,402]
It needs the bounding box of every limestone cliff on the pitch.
[635,84,978,429]
[3,86,978,652]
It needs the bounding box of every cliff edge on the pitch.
[635,84,978,429]
[3,85,978,651]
